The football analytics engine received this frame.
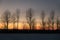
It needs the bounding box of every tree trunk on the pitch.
[13,22,15,29]
[7,21,8,29]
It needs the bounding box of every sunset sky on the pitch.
[0,0,60,29]
[0,0,60,21]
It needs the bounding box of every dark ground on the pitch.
[0,29,60,33]
[0,29,60,40]
[0,33,60,40]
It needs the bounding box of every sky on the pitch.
[0,0,60,21]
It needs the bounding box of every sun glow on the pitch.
[0,23,4,29]
[0,22,59,30]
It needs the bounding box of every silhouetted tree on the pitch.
[56,16,60,30]
[23,21,27,30]
[2,10,11,29]
[50,10,55,30]
[16,9,20,29]
[41,10,45,30]
[11,13,16,29]
[31,18,35,30]
[26,8,34,30]
[59,20,60,30]
[47,17,51,30]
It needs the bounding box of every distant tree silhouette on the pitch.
[31,18,35,30]
[41,10,45,30]
[50,10,55,30]
[23,21,27,30]
[47,17,51,30]
[2,10,11,29]
[26,8,35,30]
[16,9,20,29]
[23,21,25,30]
[11,13,16,29]
[56,16,60,30]
[59,20,60,30]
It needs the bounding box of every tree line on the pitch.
[0,8,60,30]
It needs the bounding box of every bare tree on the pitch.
[56,16,60,30]
[47,17,51,30]
[41,10,45,30]
[26,8,35,30]
[31,18,35,30]
[2,10,11,29]
[16,9,20,29]
[11,13,16,29]
[59,20,60,30]
[50,10,55,30]
[23,21,26,30]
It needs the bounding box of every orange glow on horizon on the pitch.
[0,22,59,30]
